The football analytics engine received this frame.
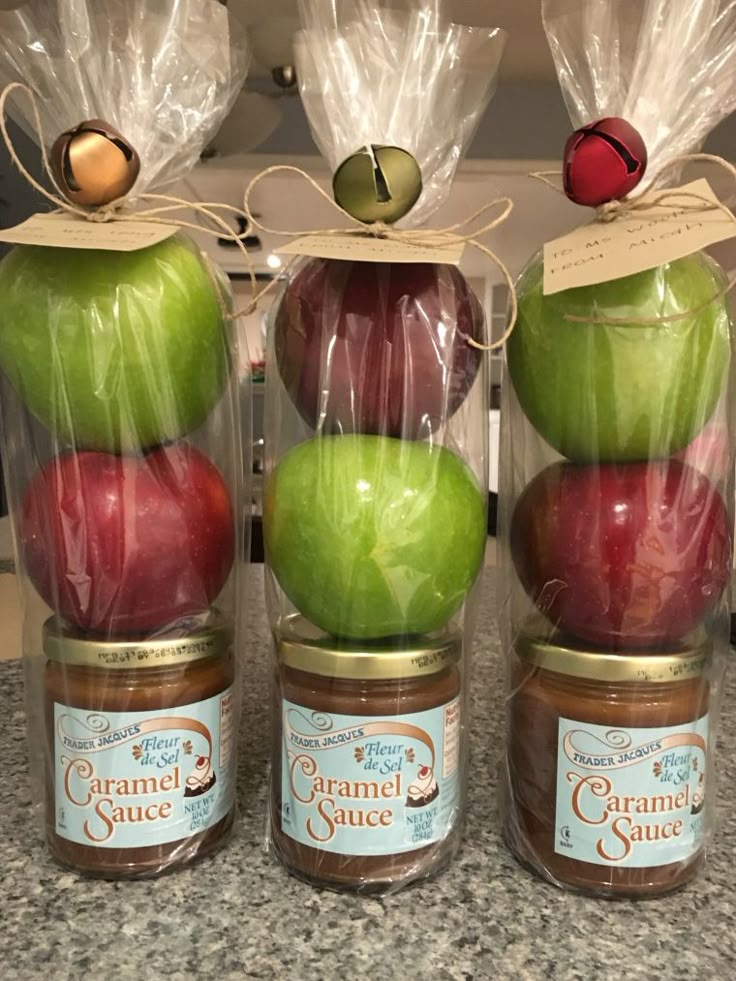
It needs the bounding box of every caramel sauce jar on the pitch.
[271,633,463,893]
[44,619,236,878]
[506,628,710,898]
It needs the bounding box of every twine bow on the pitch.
[531,153,736,325]
[244,164,518,351]
[0,82,258,312]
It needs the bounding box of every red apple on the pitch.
[510,460,731,648]
[20,444,235,635]
[274,259,484,439]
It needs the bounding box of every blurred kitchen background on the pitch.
[2,0,736,554]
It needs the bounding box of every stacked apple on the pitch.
[0,235,236,636]
[265,259,488,640]
[507,253,732,649]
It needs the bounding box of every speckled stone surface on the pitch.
[2,568,736,980]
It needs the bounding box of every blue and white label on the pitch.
[281,697,461,855]
[54,689,235,849]
[555,715,708,868]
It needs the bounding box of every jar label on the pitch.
[54,689,235,849]
[280,697,461,855]
[555,714,708,868]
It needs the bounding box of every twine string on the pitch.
[528,170,563,196]
[562,271,736,325]
[530,153,736,325]
[0,82,258,313]
[243,164,518,351]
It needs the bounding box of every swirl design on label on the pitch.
[68,713,110,734]
[287,709,334,732]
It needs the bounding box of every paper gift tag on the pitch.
[0,212,177,252]
[277,231,465,265]
[543,179,736,295]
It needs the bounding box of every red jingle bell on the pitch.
[563,117,647,207]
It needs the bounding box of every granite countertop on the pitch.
[2,569,736,981]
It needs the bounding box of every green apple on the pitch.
[0,234,230,451]
[507,252,731,462]
[265,435,486,639]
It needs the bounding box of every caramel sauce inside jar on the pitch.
[506,635,710,899]
[271,637,463,894]
[45,622,236,879]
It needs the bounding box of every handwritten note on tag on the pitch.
[543,179,736,295]
[0,212,177,252]
[278,232,465,265]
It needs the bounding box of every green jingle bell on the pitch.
[332,144,422,224]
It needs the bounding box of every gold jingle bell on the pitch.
[332,145,422,224]
[50,119,140,208]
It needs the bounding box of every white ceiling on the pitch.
[231,0,555,83]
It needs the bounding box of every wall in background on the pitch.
[0,119,46,252]
[238,80,736,163]
[249,82,573,158]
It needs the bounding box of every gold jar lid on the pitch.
[43,616,232,670]
[515,623,710,684]
[277,619,461,681]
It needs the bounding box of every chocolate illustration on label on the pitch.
[406,766,439,807]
